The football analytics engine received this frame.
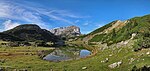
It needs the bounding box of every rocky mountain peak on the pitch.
[50,25,81,37]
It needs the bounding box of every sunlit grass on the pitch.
[0,42,149,71]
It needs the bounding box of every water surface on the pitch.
[43,47,91,62]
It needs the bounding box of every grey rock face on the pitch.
[0,67,3,71]
[50,26,81,37]
[108,61,122,68]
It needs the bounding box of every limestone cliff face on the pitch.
[49,26,81,37]
[104,20,129,33]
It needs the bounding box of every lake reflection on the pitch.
[43,47,91,62]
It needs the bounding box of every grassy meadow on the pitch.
[0,40,149,71]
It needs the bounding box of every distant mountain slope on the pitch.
[0,33,23,41]
[84,14,150,50]
[82,20,128,43]
[1,24,60,42]
[88,20,128,35]
[50,26,81,38]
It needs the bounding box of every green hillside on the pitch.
[89,14,150,50]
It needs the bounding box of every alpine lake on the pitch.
[43,46,91,62]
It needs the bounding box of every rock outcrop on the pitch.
[108,61,122,68]
[50,26,81,38]
[104,20,129,33]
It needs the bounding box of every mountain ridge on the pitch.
[49,25,81,38]
[82,14,150,51]
[1,24,60,42]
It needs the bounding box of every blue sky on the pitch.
[0,0,150,34]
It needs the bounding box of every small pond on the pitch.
[43,47,91,62]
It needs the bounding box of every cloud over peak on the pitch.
[0,0,87,31]
[2,20,20,30]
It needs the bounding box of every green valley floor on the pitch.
[0,41,149,71]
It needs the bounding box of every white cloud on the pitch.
[53,10,89,18]
[0,0,89,31]
[46,13,75,25]
[83,21,91,26]
[0,1,45,28]
[96,24,102,27]
[74,20,80,23]
[95,22,107,28]
[2,20,20,30]
[83,22,89,26]
[33,9,76,25]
